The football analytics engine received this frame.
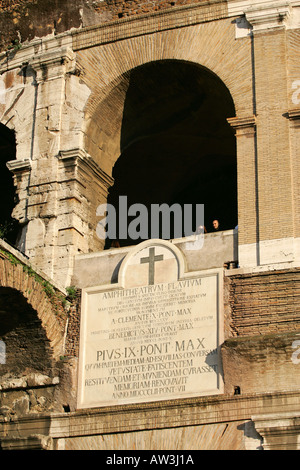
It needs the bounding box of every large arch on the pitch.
[84,59,237,173]
[80,18,252,162]
[0,253,66,365]
[84,60,237,246]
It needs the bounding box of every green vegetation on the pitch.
[8,39,22,51]
[66,286,77,301]
[0,247,77,314]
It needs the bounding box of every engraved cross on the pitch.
[140,247,164,285]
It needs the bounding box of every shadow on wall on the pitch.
[0,123,19,245]
[0,287,54,376]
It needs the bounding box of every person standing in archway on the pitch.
[212,219,220,231]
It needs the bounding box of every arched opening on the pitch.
[0,123,19,245]
[101,60,236,247]
[0,287,54,376]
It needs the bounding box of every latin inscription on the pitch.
[78,275,222,408]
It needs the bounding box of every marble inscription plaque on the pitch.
[78,269,223,409]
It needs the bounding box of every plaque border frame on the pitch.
[77,240,224,410]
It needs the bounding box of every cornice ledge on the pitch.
[6,158,31,173]
[24,47,76,82]
[252,411,300,450]
[27,47,75,69]
[58,148,114,189]
[245,2,292,32]
[71,0,228,52]
[0,434,53,450]
[227,116,256,136]
[287,108,300,120]
[227,115,256,128]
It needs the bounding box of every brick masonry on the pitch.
[221,331,300,395]
[0,247,79,417]
[91,0,207,21]
[0,0,205,51]
[227,269,300,337]
[221,268,300,396]
[0,250,67,358]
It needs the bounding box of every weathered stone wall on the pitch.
[64,289,81,359]
[1,1,299,282]
[227,269,300,337]
[0,241,79,421]
[63,421,251,450]
[91,0,206,21]
[221,331,300,396]
[0,0,93,51]
[0,246,67,357]
[221,268,300,396]
[0,0,204,52]
[0,0,299,450]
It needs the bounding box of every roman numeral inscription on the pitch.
[78,268,223,409]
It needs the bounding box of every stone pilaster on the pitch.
[4,47,107,286]
[232,2,298,267]
[228,116,258,267]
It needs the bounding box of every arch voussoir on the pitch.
[0,249,67,360]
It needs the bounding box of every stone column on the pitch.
[287,109,300,261]
[228,1,300,269]
[243,3,295,267]
[56,148,113,284]
[5,46,113,286]
[227,116,258,267]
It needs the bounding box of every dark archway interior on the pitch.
[0,287,54,376]
[0,123,19,245]
[106,60,237,247]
